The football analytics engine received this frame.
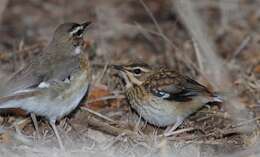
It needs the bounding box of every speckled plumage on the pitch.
[113,63,222,134]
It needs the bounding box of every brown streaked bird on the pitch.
[0,52,91,149]
[112,62,223,136]
[0,21,91,137]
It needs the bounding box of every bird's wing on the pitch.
[0,89,42,106]
[0,78,72,108]
[144,71,212,102]
[0,53,79,96]
[0,63,43,96]
[47,55,81,81]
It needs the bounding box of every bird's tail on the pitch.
[0,90,39,109]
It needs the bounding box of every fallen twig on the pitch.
[163,127,195,137]
[80,107,116,123]
[85,115,137,137]
[228,34,252,61]
[86,94,125,104]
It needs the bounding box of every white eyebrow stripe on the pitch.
[132,67,150,72]
[70,26,83,36]
[139,67,150,72]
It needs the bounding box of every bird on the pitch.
[0,21,91,136]
[1,21,91,95]
[112,62,223,136]
[0,52,91,149]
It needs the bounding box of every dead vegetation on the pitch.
[0,0,259,156]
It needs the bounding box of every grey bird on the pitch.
[1,21,91,95]
[0,21,91,136]
[0,52,91,149]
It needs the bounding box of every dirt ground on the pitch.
[0,0,259,157]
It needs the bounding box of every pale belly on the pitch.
[130,96,179,127]
[21,83,89,122]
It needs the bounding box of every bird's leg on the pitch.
[164,117,184,137]
[30,113,40,139]
[49,120,65,150]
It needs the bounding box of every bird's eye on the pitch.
[74,29,84,37]
[133,68,142,75]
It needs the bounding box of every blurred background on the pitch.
[0,0,259,157]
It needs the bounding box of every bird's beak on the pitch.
[110,65,125,71]
[81,21,92,30]
[110,64,133,88]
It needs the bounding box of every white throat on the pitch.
[73,46,82,56]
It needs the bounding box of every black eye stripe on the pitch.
[74,29,84,36]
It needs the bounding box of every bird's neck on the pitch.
[46,40,77,55]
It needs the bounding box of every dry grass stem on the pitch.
[80,107,116,123]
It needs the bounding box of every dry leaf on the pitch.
[84,85,112,110]
[254,64,260,74]
[83,85,124,111]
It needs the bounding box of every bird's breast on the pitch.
[126,86,178,127]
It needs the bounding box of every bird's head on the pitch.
[111,62,153,88]
[51,21,91,53]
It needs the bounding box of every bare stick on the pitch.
[80,107,116,123]
[231,116,260,128]
[86,115,137,137]
[229,34,252,61]
[30,113,40,139]
[86,94,125,104]
[139,0,164,36]
[162,127,195,137]
[139,0,176,67]
[95,63,109,85]
[192,38,205,72]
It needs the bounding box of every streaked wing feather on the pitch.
[146,71,211,102]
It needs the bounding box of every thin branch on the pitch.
[86,94,125,104]
[139,0,164,36]
[192,38,205,72]
[228,34,252,61]
[139,0,176,67]
[85,115,138,137]
[95,63,109,85]
[80,107,116,123]
[231,116,260,128]
[163,127,195,137]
